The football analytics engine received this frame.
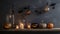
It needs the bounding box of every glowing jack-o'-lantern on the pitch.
[47,23,54,29]
[31,23,39,29]
[3,23,12,29]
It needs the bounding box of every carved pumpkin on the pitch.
[3,23,12,29]
[31,23,39,29]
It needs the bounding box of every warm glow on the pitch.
[19,23,24,29]
[32,24,37,27]
[4,23,12,29]
[16,25,19,29]
[27,24,31,29]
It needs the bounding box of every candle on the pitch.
[19,23,24,29]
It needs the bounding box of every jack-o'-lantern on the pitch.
[31,23,39,29]
[3,23,12,29]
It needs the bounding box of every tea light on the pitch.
[27,23,31,29]
[16,25,19,29]
[39,23,47,29]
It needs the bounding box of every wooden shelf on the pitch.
[0,28,60,31]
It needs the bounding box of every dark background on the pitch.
[0,0,60,30]
[0,0,60,34]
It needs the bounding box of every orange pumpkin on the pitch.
[3,23,12,29]
[47,23,54,29]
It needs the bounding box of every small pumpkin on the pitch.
[47,23,54,29]
[39,23,47,29]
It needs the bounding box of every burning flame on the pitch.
[16,25,19,29]
[27,24,31,29]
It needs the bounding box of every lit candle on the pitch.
[25,9,31,15]
[16,25,19,29]
[27,23,31,29]
[19,23,24,29]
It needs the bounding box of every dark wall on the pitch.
[0,0,60,28]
